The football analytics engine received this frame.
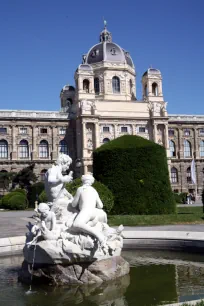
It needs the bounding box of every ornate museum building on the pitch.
[0,25,204,195]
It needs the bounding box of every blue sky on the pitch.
[0,0,203,114]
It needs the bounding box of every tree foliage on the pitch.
[12,164,37,190]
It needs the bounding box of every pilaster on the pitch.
[95,122,100,149]
[11,125,17,160]
[52,126,58,160]
[32,126,37,160]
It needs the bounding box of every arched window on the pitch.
[184,140,192,157]
[112,76,120,93]
[152,83,158,96]
[144,84,148,96]
[59,140,68,155]
[187,167,191,183]
[94,78,100,95]
[129,79,133,95]
[169,140,176,157]
[40,169,47,182]
[83,79,90,93]
[66,98,72,106]
[19,140,29,159]
[0,140,8,159]
[171,167,178,183]
[200,140,204,157]
[39,140,49,158]
[103,138,110,144]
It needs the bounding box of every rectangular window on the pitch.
[200,129,204,135]
[103,126,110,133]
[171,172,178,183]
[168,129,174,137]
[40,128,47,134]
[121,126,128,133]
[59,128,66,135]
[19,146,28,159]
[0,128,7,134]
[139,127,146,133]
[184,129,190,136]
[19,127,27,134]
[187,172,191,183]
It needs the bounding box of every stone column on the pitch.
[32,126,37,160]
[11,125,17,160]
[164,124,170,157]
[114,124,118,138]
[82,122,87,158]
[153,123,157,143]
[52,126,58,160]
[194,128,198,158]
[95,122,100,149]
[178,129,183,159]
[132,124,136,135]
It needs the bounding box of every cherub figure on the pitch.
[71,174,107,245]
[44,153,73,210]
[28,203,59,244]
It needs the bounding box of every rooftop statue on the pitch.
[20,153,129,285]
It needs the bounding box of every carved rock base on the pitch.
[18,256,129,286]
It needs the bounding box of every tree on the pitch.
[12,164,37,190]
[0,171,15,193]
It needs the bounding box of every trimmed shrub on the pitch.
[8,194,28,210]
[93,135,175,215]
[66,178,114,213]
[1,192,16,208]
[1,191,28,210]
[13,188,27,196]
[39,190,48,203]
[174,193,183,204]
[27,182,45,208]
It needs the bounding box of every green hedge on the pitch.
[13,188,27,196]
[8,194,28,210]
[39,190,47,203]
[93,135,175,215]
[1,191,28,210]
[39,178,114,213]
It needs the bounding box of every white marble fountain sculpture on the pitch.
[20,154,129,285]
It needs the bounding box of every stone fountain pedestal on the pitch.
[19,256,129,285]
[18,158,130,286]
[19,234,129,285]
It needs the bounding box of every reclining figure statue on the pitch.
[71,174,107,245]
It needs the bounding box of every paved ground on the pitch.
[1,210,204,238]
[0,210,33,238]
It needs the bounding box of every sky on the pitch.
[0,0,203,115]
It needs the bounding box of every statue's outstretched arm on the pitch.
[72,188,81,208]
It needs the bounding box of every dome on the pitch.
[143,68,161,77]
[61,84,75,93]
[85,24,134,68]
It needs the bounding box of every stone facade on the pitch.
[0,24,203,195]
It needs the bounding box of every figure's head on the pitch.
[56,153,72,172]
[38,203,50,218]
[81,174,95,186]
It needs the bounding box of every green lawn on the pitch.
[108,206,204,226]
